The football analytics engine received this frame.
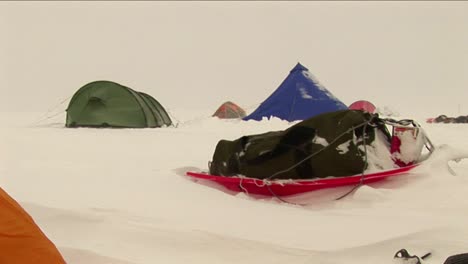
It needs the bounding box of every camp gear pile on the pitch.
[210,110,392,180]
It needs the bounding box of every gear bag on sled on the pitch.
[209,110,393,180]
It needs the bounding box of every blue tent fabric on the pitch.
[243,63,348,122]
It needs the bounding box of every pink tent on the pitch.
[349,100,376,113]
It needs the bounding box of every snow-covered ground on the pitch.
[1,110,467,264]
[2,2,467,263]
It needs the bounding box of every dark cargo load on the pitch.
[209,110,392,180]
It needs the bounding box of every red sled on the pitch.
[186,164,419,197]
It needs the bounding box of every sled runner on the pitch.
[186,163,419,196]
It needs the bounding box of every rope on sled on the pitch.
[238,176,250,195]
[259,116,437,203]
[260,117,378,204]
[264,117,377,181]
[231,115,437,205]
[382,118,435,154]
[331,118,435,201]
[335,121,369,200]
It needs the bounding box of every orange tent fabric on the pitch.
[0,187,65,264]
[212,101,247,119]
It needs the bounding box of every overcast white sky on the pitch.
[1,1,467,117]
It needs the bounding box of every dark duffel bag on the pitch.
[209,110,391,180]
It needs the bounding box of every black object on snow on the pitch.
[394,249,431,264]
[444,253,468,264]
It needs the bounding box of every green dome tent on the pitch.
[66,81,172,128]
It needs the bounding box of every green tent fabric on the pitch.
[66,81,172,128]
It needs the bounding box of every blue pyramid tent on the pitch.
[243,63,348,122]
